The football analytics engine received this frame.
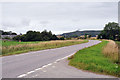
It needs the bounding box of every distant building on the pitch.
[1,35,17,39]
[57,35,63,38]
[79,35,89,39]
[79,35,85,39]
[90,35,98,39]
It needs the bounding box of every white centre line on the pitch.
[17,52,76,78]
[17,40,102,78]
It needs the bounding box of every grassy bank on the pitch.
[69,41,119,77]
[116,41,120,64]
[102,40,118,63]
[116,41,120,45]
[116,41,120,49]
[2,40,88,56]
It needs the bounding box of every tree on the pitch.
[84,34,87,39]
[13,30,58,41]
[98,22,120,40]
[51,34,59,40]
[41,30,50,41]
[1,30,17,35]
[11,33,17,35]
[117,28,120,41]
[25,31,37,41]
[2,32,10,35]
[59,37,65,40]
[71,34,78,38]
[13,35,21,41]
[88,35,91,38]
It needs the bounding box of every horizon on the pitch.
[0,2,117,35]
[1,29,103,35]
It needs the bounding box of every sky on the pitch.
[0,2,118,35]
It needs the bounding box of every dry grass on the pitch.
[102,40,118,62]
[2,40,87,56]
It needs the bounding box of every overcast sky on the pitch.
[0,2,118,34]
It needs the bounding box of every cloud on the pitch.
[21,18,31,26]
[40,21,50,25]
[0,2,117,34]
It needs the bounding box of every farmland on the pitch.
[2,40,44,47]
[1,40,88,56]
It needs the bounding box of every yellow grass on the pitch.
[102,40,118,62]
[2,40,87,56]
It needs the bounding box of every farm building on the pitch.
[1,35,17,39]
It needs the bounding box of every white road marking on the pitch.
[17,74,27,78]
[52,66,55,68]
[27,71,35,74]
[54,62,57,63]
[17,52,75,78]
[35,68,42,71]
[42,70,47,72]
[17,40,102,78]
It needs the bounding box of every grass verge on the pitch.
[102,40,118,63]
[116,41,120,64]
[68,41,119,77]
[2,40,88,56]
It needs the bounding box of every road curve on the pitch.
[2,40,101,78]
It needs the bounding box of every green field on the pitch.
[2,40,88,56]
[116,41,120,47]
[2,40,45,47]
[69,41,119,77]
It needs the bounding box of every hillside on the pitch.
[60,30,101,38]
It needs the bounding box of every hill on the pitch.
[60,30,101,38]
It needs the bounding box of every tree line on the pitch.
[98,22,120,41]
[13,30,61,41]
[0,30,17,35]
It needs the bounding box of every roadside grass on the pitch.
[2,40,88,56]
[102,40,118,63]
[116,41,120,64]
[68,41,119,77]
[116,41,120,46]
[116,41,120,50]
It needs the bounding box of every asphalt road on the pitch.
[24,59,115,78]
[2,40,101,78]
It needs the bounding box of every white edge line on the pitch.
[17,40,102,78]
[17,52,75,78]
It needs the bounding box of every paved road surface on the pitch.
[24,59,115,78]
[2,40,103,78]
